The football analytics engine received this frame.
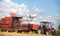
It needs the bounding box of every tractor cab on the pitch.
[41,21,53,29]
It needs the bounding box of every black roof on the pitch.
[41,21,51,24]
[12,17,22,19]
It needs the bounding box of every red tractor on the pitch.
[40,21,56,35]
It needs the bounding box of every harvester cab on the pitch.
[12,17,22,23]
[12,17,22,27]
[11,17,22,32]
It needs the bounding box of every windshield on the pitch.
[41,23,53,27]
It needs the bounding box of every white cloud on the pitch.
[50,14,60,30]
[36,15,59,30]
[0,0,44,19]
[17,4,30,16]
[0,0,30,18]
[55,14,60,20]
[32,7,44,14]
[36,16,51,22]
[3,0,11,3]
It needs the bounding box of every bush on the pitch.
[57,30,60,36]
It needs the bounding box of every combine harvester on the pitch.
[0,13,29,32]
[0,13,39,32]
[0,13,56,35]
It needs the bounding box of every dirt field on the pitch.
[0,31,52,36]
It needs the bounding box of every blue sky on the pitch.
[0,0,59,16]
[12,0,59,16]
[0,0,60,30]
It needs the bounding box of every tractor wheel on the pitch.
[46,30,51,35]
[17,30,22,33]
[37,30,41,34]
[41,29,44,34]
[51,29,56,35]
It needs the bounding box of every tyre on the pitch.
[1,30,7,32]
[51,28,56,35]
[0,27,3,32]
[1,30,4,32]
[52,30,56,35]
[8,29,12,32]
[46,30,51,35]
[8,30,12,32]
[41,29,44,34]
[4,30,7,32]
[37,30,41,34]
[18,30,22,33]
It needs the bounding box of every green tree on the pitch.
[58,25,60,30]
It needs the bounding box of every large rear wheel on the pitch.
[46,30,51,35]
[41,29,44,34]
[51,29,56,35]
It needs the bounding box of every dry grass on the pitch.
[0,31,52,36]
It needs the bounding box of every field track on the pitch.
[0,31,52,36]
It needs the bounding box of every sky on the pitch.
[12,0,59,16]
[0,0,60,30]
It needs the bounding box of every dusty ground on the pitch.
[0,31,52,36]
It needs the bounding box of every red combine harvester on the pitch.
[0,17,41,33]
[0,13,40,33]
[0,17,29,32]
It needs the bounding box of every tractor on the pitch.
[40,21,56,35]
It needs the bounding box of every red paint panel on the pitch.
[32,24,39,30]
[5,17,12,25]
